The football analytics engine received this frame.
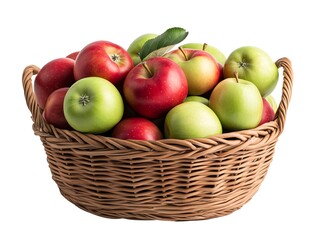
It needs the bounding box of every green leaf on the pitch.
[139,27,188,61]
[141,46,175,61]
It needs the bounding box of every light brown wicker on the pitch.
[22,57,293,221]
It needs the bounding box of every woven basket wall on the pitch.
[22,57,293,221]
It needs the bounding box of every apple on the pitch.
[63,76,124,134]
[34,58,75,109]
[184,96,209,106]
[127,33,157,66]
[223,46,279,97]
[43,87,71,129]
[74,40,134,85]
[123,57,188,119]
[164,101,222,139]
[259,98,276,126]
[112,117,163,140]
[217,62,224,82]
[265,95,278,113]
[179,42,226,65]
[165,47,221,95]
[209,74,263,131]
[66,51,79,60]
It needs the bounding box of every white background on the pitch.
[1,0,318,239]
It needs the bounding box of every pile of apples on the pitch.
[34,31,279,141]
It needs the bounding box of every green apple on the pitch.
[180,42,226,65]
[164,101,222,139]
[223,46,279,97]
[127,33,157,65]
[209,75,263,131]
[265,95,278,113]
[184,96,209,106]
[63,77,124,134]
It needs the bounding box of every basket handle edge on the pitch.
[22,65,51,132]
[275,57,293,134]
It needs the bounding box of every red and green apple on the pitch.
[179,42,226,65]
[165,47,221,95]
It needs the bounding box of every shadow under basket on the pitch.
[22,58,293,221]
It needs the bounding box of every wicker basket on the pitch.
[22,57,293,221]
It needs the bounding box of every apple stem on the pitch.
[202,43,208,51]
[142,62,153,76]
[178,47,188,61]
[234,72,239,83]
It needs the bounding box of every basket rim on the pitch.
[22,57,293,147]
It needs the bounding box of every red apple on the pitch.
[259,98,276,126]
[43,87,71,129]
[112,117,163,140]
[165,47,221,95]
[123,57,188,119]
[217,63,224,81]
[66,51,79,60]
[34,58,75,109]
[74,40,134,85]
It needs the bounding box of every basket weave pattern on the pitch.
[22,58,293,221]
